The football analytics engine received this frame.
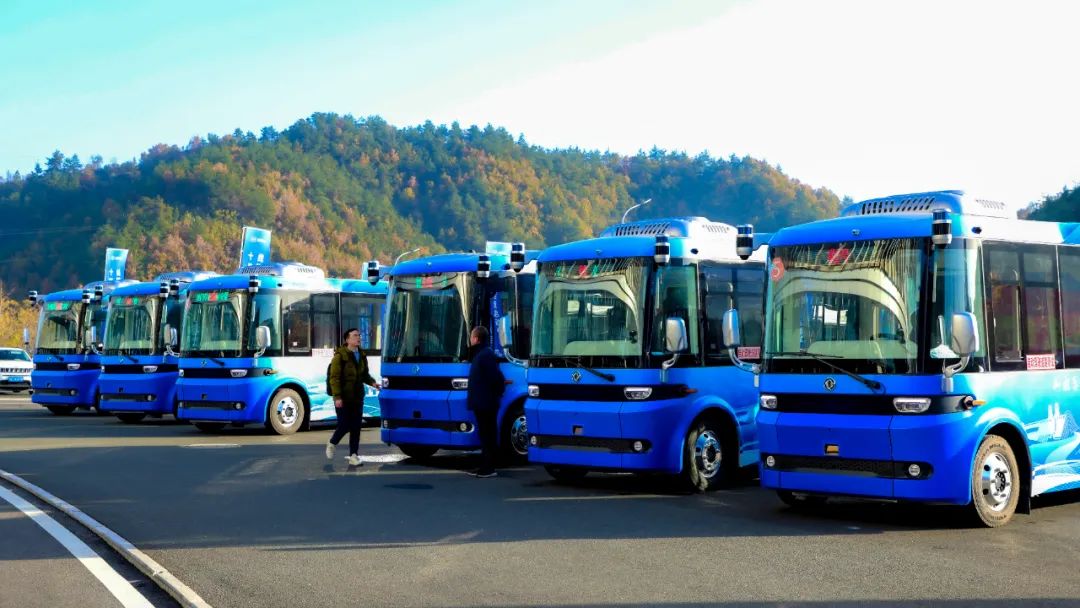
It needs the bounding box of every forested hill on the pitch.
[0,113,842,294]
[1023,184,1080,222]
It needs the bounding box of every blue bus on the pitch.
[526,217,767,490]
[727,189,1080,526]
[175,262,388,434]
[98,272,217,423]
[379,244,537,461]
[29,280,137,415]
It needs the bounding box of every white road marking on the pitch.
[181,444,241,449]
[0,485,153,608]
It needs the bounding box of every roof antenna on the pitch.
[394,247,424,266]
[622,198,653,223]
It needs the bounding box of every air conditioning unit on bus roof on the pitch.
[237,262,326,280]
[600,216,736,239]
[842,190,1014,220]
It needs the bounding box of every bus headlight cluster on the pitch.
[893,397,931,414]
[764,455,776,468]
[632,440,644,452]
[233,402,243,411]
[381,419,389,429]
[623,387,653,401]
[907,463,922,478]
[528,385,539,397]
[760,394,778,410]
[381,377,390,389]
[145,394,156,402]
[529,435,538,446]
[451,378,469,390]
[68,389,78,396]
[230,369,248,378]
[67,363,81,371]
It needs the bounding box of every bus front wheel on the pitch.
[681,417,734,492]
[499,405,529,464]
[970,435,1020,528]
[267,388,305,435]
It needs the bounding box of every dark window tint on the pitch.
[984,244,1062,370]
[311,294,338,351]
[283,294,311,355]
[1062,250,1080,368]
[702,263,765,362]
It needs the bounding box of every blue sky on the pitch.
[2,0,1078,208]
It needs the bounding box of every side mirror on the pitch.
[722,309,742,348]
[165,324,178,347]
[22,328,30,347]
[497,315,513,348]
[664,317,688,353]
[256,325,272,350]
[84,327,94,347]
[950,312,979,357]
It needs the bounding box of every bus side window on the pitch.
[311,294,338,351]
[283,294,312,356]
[985,244,1063,370]
[701,264,734,362]
[1059,249,1080,368]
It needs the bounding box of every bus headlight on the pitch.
[907,463,922,478]
[528,385,539,397]
[765,455,776,468]
[67,363,81,371]
[381,377,390,389]
[893,397,931,414]
[451,378,469,390]
[230,369,248,378]
[624,387,653,400]
[529,435,538,446]
[759,394,777,410]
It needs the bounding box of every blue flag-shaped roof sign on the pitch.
[104,248,129,282]
[239,226,272,269]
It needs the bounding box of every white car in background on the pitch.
[0,347,33,393]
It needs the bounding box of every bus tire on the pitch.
[544,465,588,483]
[398,444,438,460]
[681,417,734,492]
[970,435,1020,528]
[194,422,226,433]
[499,404,529,464]
[266,388,305,435]
[46,405,76,416]
[116,413,147,424]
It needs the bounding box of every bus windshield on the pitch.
[36,301,84,355]
[182,290,245,358]
[532,257,648,367]
[105,296,159,356]
[765,238,924,374]
[385,273,475,363]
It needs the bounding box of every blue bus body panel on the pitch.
[758,370,1080,504]
[98,355,179,415]
[176,355,380,425]
[380,362,529,450]
[526,366,759,473]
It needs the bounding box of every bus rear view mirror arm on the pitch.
[723,309,760,376]
[497,315,526,368]
[661,317,688,383]
[942,312,979,392]
[253,325,271,361]
[164,324,179,358]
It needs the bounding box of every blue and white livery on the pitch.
[378,244,537,461]
[175,262,388,434]
[739,189,1080,526]
[526,216,767,490]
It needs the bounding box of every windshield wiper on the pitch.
[770,350,882,391]
[573,357,615,383]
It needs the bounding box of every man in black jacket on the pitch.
[466,325,505,478]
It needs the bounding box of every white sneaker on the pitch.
[325,443,336,460]
[347,454,362,467]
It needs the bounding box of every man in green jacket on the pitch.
[325,327,378,466]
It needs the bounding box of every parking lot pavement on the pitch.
[2,395,1080,608]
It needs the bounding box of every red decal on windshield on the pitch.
[770,258,785,282]
[827,247,850,265]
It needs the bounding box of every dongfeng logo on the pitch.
[823,377,837,391]
[200,360,207,368]
[571,370,582,383]
[412,365,421,376]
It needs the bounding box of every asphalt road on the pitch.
[2,393,1079,608]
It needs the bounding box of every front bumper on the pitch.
[98,373,178,414]
[758,410,975,504]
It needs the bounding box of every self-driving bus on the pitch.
[378,243,537,461]
[730,189,1080,526]
[526,216,767,490]
[98,272,217,423]
[28,249,135,415]
[175,262,388,434]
